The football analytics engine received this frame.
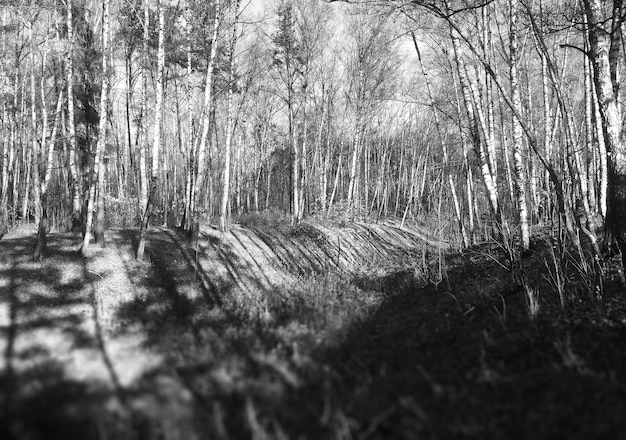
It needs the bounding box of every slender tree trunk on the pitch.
[66,0,82,232]
[592,65,608,219]
[138,1,149,215]
[400,159,417,229]
[23,18,37,225]
[347,121,361,207]
[21,145,32,221]
[450,29,500,220]
[327,136,344,213]
[162,79,168,226]
[483,5,498,185]
[24,24,37,225]
[33,48,51,230]
[584,13,609,220]
[510,0,530,249]
[299,99,307,220]
[125,55,134,191]
[496,2,572,250]
[288,81,299,224]
[81,0,109,256]
[254,148,260,212]
[235,133,242,214]
[190,0,221,236]
[359,136,372,215]
[173,79,182,222]
[469,67,500,219]
[584,47,597,213]
[321,100,332,213]
[394,136,404,217]
[265,155,272,209]
[137,0,165,260]
[413,31,468,247]
[182,9,194,229]
[321,131,331,212]
[13,75,24,224]
[417,142,430,217]
[220,0,241,231]
[0,100,8,237]
[220,86,233,230]
[0,9,9,237]
[34,91,64,260]
[541,51,552,221]
[255,118,270,212]
[584,0,626,266]
[315,89,327,213]
[497,93,515,207]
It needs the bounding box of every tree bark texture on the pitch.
[584,0,626,265]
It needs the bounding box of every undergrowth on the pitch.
[269,273,383,331]
[3,220,626,439]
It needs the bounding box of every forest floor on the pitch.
[0,216,626,439]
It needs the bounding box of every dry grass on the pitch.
[1,220,626,439]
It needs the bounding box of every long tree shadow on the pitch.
[275,251,626,439]
[5,227,624,439]
[113,229,302,439]
[107,225,467,439]
[0,231,213,440]
[0,234,134,439]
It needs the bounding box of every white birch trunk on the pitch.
[34,91,63,260]
[65,0,82,232]
[510,0,530,249]
[137,0,165,259]
[584,0,626,264]
[192,0,221,228]
[220,0,241,231]
[81,0,110,255]
[413,31,468,247]
[450,30,499,218]
[139,2,149,214]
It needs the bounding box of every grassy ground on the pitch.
[0,221,625,439]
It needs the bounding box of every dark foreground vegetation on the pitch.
[0,216,625,440]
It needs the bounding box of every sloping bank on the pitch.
[187,219,450,302]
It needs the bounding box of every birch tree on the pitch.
[272,0,304,224]
[186,0,221,236]
[33,88,64,260]
[344,12,399,213]
[510,0,530,249]
[65,0,82,233]
[81,0,110,255]
[412,31,468,247]
[137,0,165,259]
[0,8,10,238]
[583,0,626,267]
[139,0,149,213]
[219,0,242,232]
[449,27,500,220]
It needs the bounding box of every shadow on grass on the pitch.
[0,234,131,439]
[2,229,626,440]
[0,231,202,440]
[275,252,626,439]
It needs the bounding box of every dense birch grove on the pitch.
[0,0,624,262]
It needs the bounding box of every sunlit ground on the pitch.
[1,224,626,439]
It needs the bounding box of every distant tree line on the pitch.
[0,0,623,266]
